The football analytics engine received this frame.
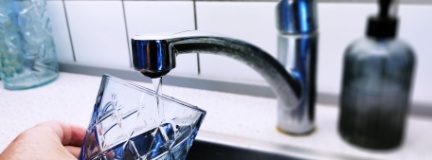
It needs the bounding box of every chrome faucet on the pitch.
[131,0,318,135]
[275,0,318,134]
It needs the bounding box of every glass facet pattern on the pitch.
[79,75,206,160]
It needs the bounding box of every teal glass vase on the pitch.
[0,0,59,90]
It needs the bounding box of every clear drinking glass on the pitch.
[0,0,59,90]
[79,75,206,160]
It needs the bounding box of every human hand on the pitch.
[0,121,86,160]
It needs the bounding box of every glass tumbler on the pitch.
[0,0,59,90]
[79,75,206,160]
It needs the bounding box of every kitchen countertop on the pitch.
[0,72,431,159]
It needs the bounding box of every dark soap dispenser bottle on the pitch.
[338,0,415,150]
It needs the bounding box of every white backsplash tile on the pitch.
[317,3,375,94]
[65,1,130,68]
[52,1,432,105]
[196,1,277,84]
[46,1,74,63]
[199,54,266,84]
[124,1,197,76]
[399,5,432,103]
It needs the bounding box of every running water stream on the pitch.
[152,77,165,122]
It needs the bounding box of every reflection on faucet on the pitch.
[131,30,315,135]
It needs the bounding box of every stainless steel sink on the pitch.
[186,131,372,160]
[187,140,298,160]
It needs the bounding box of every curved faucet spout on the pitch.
[132,30,308,134]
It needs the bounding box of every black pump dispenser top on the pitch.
[366,0,398,39]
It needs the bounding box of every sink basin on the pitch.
[187,140,297,160]
[185,131,310,160]
[186,131,371,160]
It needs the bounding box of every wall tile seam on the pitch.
[122,0,201,73]
[61,0,77,62]
[192,0,202,74]
[120,0,133,68]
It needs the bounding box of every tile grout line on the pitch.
[193,0,201,75]
[121,0,133,68]
[62,0,77,62]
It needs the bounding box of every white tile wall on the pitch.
[65,1,130,68]
[49,1,431,105]
[317,3,376,94]
[124,1,198,76]
[46,1,74,63]
[399,5,432,103]
[196,2,277,84]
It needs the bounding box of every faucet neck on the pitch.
[132,32,302,107]
[131,30,312,134]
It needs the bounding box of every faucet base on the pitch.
[276,126,315,136]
